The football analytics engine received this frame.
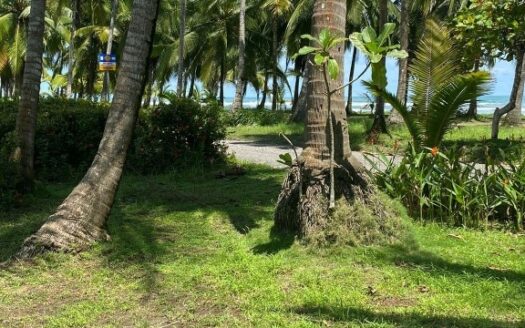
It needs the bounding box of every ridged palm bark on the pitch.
[17,0,161,258]
[176,0,186,97]
[14,0,46,190]
[389,0,409,125]
[275,0,377,239]
[232,0,246,111]
[367,0,389,138]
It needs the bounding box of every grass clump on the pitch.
[310,191,411,247]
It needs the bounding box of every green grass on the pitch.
[1,165,524,327]
[228,118,525,161]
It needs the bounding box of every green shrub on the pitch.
[224,109,291,126]
[0,97,226,183]
[371,146,525,230]
[128,98,226,173]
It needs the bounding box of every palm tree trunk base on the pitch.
[16,212,110,259]
[275,160,390,243]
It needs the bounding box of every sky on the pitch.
[220,51,517,101]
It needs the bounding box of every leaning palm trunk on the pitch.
[275,0,383,240]
[14,0,46,189]
[17,0,160,258]
[232,0,246,111]
[492,48,525,139]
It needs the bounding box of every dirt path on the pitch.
[225,140,391,170]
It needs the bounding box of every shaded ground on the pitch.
[0,165,524,327]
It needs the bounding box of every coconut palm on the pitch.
[262,0,293,111]
[13,0,46,189]
[18,0,161,257]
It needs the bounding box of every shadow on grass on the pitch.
[370,243,525,283]
[0,184,72,262]
[252,225,295,255]
[293,305,524,328]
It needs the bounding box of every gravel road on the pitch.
[225,140,395,170]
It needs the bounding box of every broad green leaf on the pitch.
[314,53,326,66]
[387,49,409,59]
[327,59,339,80]
[300,34,317,43]
[362,27,377,43]
[277,153,293,167]
[377,23,396,45]
[349,33,369,54]
[369,53,383,64]
[319,29,331,48]
[298,46,319,56]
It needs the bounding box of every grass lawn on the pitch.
[228,116,525,161]
[1,164,524,327]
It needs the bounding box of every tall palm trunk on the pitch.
[368,0,388,137]
[66,0,78,98]
[345,46,358,115]
[14,0,46,190]
[389,0,408,125]
[290,62,310,122]
[17,0,161,258]
[176,0,186,97]
[259,72,269,109]
[492,48,525,139]
[232,0,246,111]
[466,59,480,119]
[275,0,374,237]
[101,0,118,102]
[219,56,225,107]
[271,17,278,111]
[292,58,302,109]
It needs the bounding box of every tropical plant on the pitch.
[371,145,525,230]
[365,20,491,149]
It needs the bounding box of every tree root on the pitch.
[275,159,404,245]
[15,213,110,260]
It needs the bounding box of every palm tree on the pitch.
[263,0,293,111]
[13,0,46,189]
[176,0,186,97]
[366,20,491,148]
[101,0,118,102]
[66,0,78,98]
[275,0,373,238]
[17,0,161,257]
[388,0,409,125]
[0,0,31,98]
[231,0,246,111]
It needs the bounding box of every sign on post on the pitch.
[98,53,117,71]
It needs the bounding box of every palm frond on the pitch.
[364,80,423,146]
[425,71,491,147]
[410,19,459,118]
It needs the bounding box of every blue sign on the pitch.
[98,53,117,71]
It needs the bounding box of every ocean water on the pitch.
[224,95,512,114]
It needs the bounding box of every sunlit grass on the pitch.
[0,165,524,327]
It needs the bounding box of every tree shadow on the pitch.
[252,225,295,255]
[0,185,72,262]
[292,305,524,328]
[369,243,525,284]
